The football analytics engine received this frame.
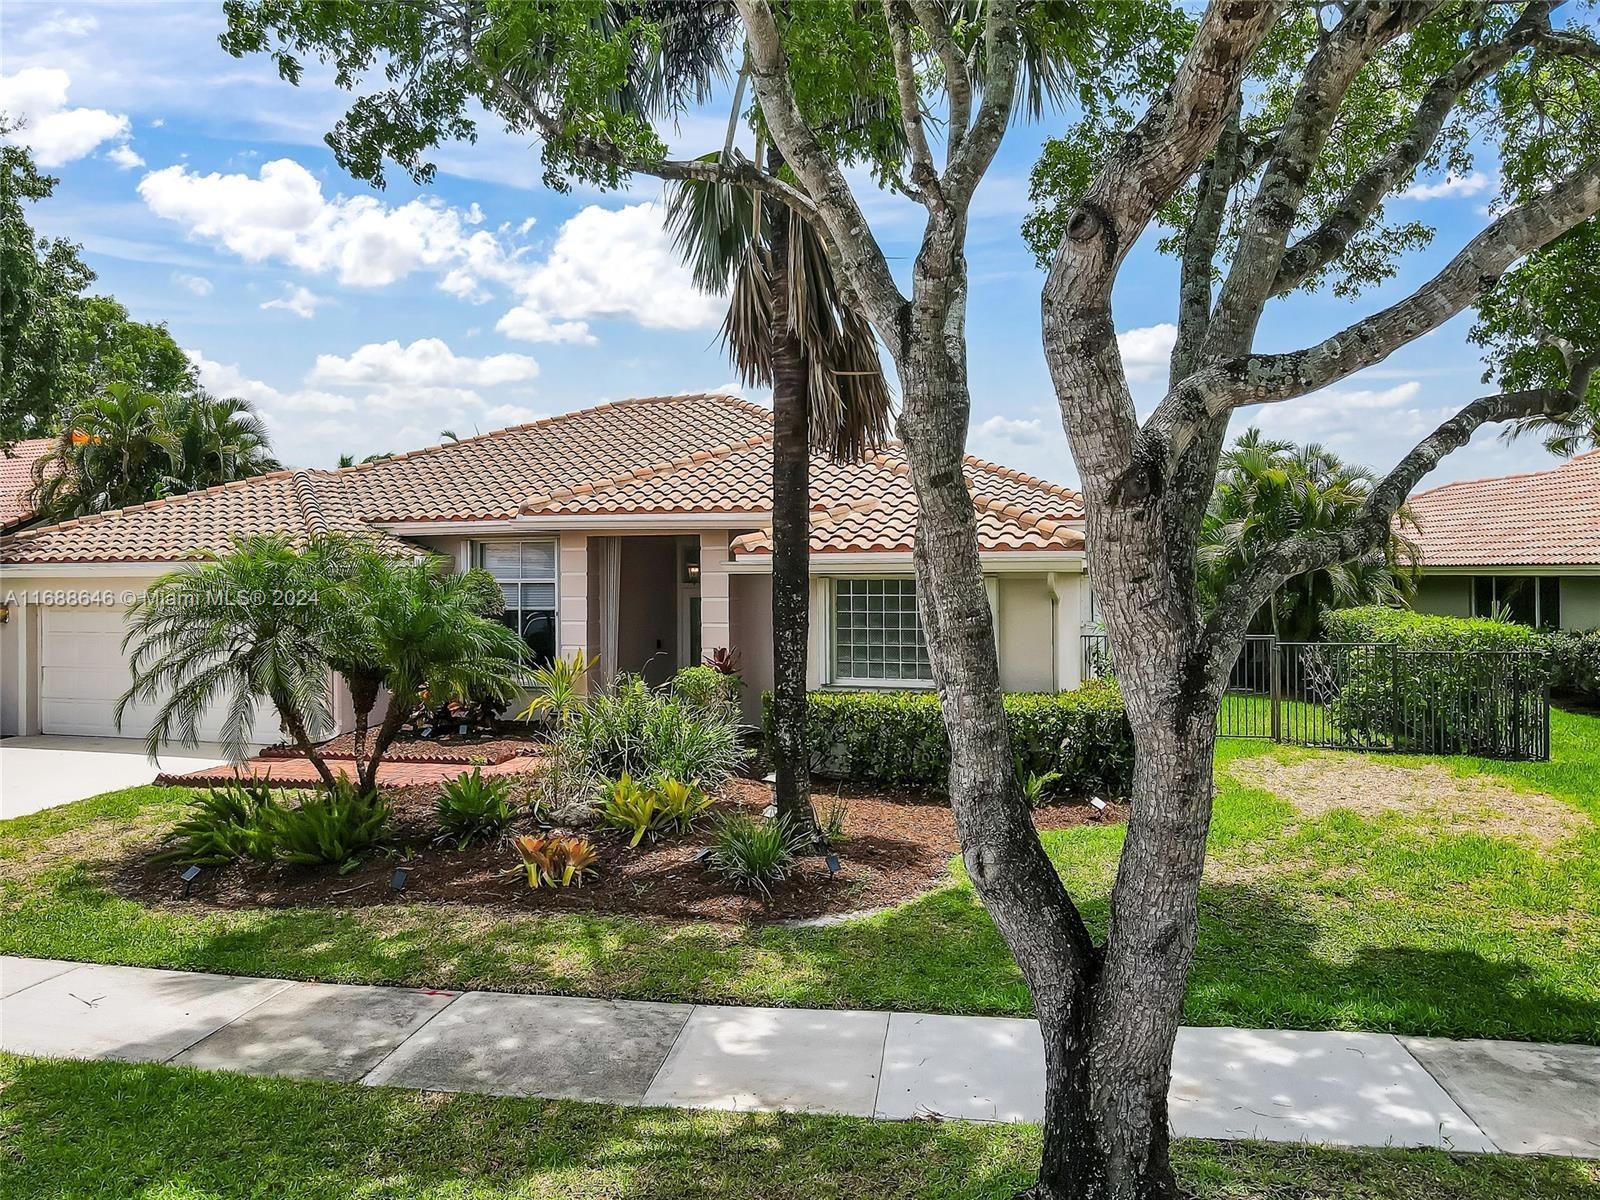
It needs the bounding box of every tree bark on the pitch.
[765,172,819,839]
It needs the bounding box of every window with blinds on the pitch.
[474,540,557,663]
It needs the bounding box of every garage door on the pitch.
[40,607,283,744]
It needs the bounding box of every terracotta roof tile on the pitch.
[2,393,1085,565]
[0,438,52,530]
[1406,450,1600,568]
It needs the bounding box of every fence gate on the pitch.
[1082,634,1550,762]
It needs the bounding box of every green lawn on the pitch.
[2,709,1596,1043]
[3,1055,1596,1200]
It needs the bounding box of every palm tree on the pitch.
[1200,429,1418,641]
[33,385,279,520]
[119,535,339,775]
[330,548,531,794]
[666,145,892,837]
[162,391,280,492]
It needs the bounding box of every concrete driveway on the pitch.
[0,736,237,819]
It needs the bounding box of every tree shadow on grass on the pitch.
[5,1056,1598,1200]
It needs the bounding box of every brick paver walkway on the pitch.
[157,755,540,788]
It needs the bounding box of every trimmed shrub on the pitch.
[1320,606,1549,753]
[769,680,1133,795]
[670,665,742,712]
[1546,628,1600,700]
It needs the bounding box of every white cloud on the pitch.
[105,142,144,169]
[497,202,723,343]
[1246,380,1430,450]
[1402,171,1492,201]
[260,284,323,319]
[309,338,540,388]
[28,10,99,39]
[0,68,131,166]
[139,158,529,297]
[972,414,1047,447]
[172,272,213,296]
[1117,323,1178,382]
[187,350,354,415]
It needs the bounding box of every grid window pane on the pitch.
[833,578,931,684]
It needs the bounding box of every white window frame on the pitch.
[829,576,935,688]
[472,538,559,641]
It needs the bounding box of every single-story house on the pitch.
[0,437,52,534]
[1405,449,1600,630]
[0,393,1091,741]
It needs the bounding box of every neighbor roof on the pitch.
[1406,449,1600,568]
[0,438,53,532]
[0,393,1084,565]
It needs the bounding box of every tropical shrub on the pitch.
[1546,628,1600,700]
[817,794,850,845]
[512,834,599,888]
[671,665,741,713]
[153,781,278,867]
[776,680,1133,794]
[518,650,597,728]
[434,769,514,849]
[653,776,714,833]
[596,773,665,847]
[708,813,803,897]
[1321,607,1549,753]
[560,674,745,787]
[267,781,391,874]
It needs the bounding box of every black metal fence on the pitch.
[1080,632,1549,761]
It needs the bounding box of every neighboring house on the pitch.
[0,438,53,534]
[1405,449,1600,630]
[0,393,1090,741]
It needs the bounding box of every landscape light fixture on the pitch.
[692,847,713,863]
[390,867,410,893]
[825,854,841,878]
[762,803,779,819]
[179,865,201,897]
[1089,797,1108,820]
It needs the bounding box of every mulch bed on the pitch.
[110,779,1126,926]
[259,730,547,766]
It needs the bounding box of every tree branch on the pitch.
[1042,0,1288,480]
[1273,2,1558,295]
[734,0,908,337]
[1206,1,1442,355]
[910,0,972,162]
[1171,104,1243,386]
[1144,155,1600,481]
[1208,354,1597,635]
[883,0,942,206]
[943,0,1021,210]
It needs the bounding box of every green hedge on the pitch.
[1320,606,1548,753]
[1546,628,1600,700]
[765,680,1133,796]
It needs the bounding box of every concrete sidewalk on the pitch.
[3,956,1595,1157]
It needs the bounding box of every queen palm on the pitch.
[666,151,892,836]
[161,390,280,492]
[1200,429,1418,641]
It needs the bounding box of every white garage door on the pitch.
[40,606,282,744]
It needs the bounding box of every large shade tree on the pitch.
[221,3,1600,1197]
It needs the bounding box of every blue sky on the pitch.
[0,0,1576,490]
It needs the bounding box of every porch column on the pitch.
[698,530,731,664]
[558,532,590,691]
[1048,572,1082,690]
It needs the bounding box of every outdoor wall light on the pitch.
[0,603,9,624]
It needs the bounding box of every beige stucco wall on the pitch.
[1563,577,1600,629]
[996,575,1057,692]
[1411,575,1473,619]
[728,573,774,725]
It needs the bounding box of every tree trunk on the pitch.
[765,169,818,840]
[271,689,341,792]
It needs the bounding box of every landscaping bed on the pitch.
[108,777,1121,924]
[259,729,547,766]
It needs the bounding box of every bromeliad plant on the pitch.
[652,776,714,834]
[596,773,664,848]
[434,769,515,849]
[512,834,599,888]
